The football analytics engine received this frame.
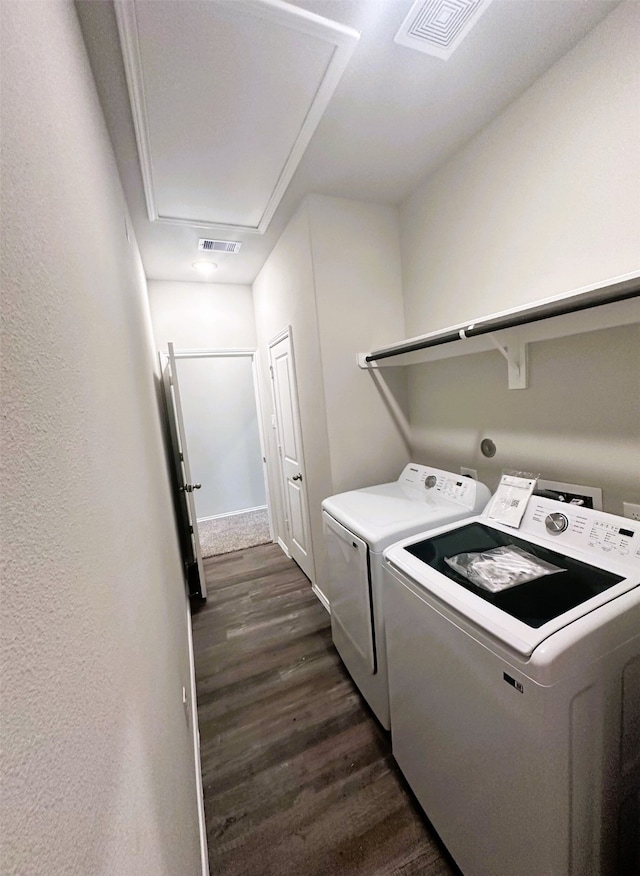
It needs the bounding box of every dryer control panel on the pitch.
[398,464,490,511]
[523,499,640,568]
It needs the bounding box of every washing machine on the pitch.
[321,464,490,729]
[383,496,640,876]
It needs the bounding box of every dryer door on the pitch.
[323,511,375,673]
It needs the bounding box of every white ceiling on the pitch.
[77,0,619,287]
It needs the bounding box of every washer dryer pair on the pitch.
[321,463,490,729]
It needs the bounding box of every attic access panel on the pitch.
[116,0,359,234]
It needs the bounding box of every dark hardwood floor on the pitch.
[191,543,458,876]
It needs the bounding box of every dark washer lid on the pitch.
[405,522,624,629]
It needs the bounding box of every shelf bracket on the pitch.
[357,352,378,369]
[487,333,528,389]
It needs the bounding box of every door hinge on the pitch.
[179,452,184,461]
[269,365,274,379]
[189,526,194,534]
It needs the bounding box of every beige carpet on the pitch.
[197,508,271,558]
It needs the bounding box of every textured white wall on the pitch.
[408,325,640,513]
[400,1,640,334]
[148,282,263,523]
[398,3,640,513]
[147,280,257,351]
[253,196,409,599]
[0,4,202,874]
[253,204,332,585]
[308,195,409,494]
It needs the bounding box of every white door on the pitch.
[268,331,313,580]
[166,342,207,598]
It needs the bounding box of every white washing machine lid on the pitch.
[384,497,640,657]
[321,465,491,552]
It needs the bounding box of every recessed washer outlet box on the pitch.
[536,479,602,511]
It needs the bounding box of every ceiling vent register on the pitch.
[395,0,494,60]
[198,239,242,253]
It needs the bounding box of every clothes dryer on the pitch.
[322,464,490,729]
[383,497,640,876]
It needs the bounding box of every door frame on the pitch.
[168,347,273,538]
[267,326,314,581]
[160,347,206,599]
[161,347,273,590]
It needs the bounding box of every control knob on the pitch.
[424,475,437,489]
[545,512,569,534]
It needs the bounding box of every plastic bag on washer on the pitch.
[445,545,566,593]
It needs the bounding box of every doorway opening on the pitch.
[168,348,272,563]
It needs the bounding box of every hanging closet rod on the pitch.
[365,277,640,364]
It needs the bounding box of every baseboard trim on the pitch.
[312,583,330,614]
[277,537,291,558]
[185,598,210,876]
[197,505,267,523]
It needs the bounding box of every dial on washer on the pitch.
[545,512,569,534]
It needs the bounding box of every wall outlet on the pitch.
[623,502,640,521]
[460,467,478,479]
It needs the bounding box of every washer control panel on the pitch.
[524,499,640,568]
[399,464,489,510]
[587,518,638,558]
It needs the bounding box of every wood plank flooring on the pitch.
[191,543,459,876]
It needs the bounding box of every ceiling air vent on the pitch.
[395,0,494,60]
[198,238,242,253]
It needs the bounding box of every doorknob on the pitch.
[292,473,303,481]
[181,483,202,492]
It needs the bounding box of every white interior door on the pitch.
[269,330,313,580]
[167,342,206,598]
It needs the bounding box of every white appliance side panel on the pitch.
[323,511,375,673]
[384,565,569,876]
